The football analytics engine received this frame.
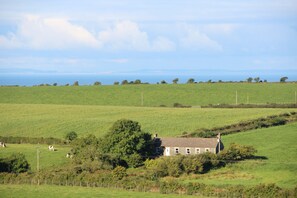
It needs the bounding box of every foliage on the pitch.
[247,77,253,82]
[0,153,30,173]
[184,112,296,138]
[121,80,128,85]
[73,81,79,86]
[280,76,288,82]
[93,81,101,86]
[172,78,179,84]
[65,131,78,142]
[112,166,127,180]
[100,119,153,168]
[145,153,221,178]
[219,143,257,161]
[254,77,260,83]
[187,78,195,84]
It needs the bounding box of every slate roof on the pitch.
[157,137,219,148]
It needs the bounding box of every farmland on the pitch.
[0,103,294,138]
[0,83,296,197]
[0,83,296,107]
[0,144,70,171]
[183,122,297,188]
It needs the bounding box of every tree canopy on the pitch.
[101,119,153,168]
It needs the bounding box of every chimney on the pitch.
[217,133,221,142]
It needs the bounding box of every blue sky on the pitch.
[0,0,296,80]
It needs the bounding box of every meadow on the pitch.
[0,103,294,138]
[0,184,199,198]
[0,144,70,171]
[0,83,296,107]
[182,122,297,188]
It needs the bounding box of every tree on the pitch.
[280,77,288,83]
[114,81,119,85]
[93,81,101,86]
[101,119,153,168]
[0,153,30,173]
[73,81,79,86]
[247,77,253,83]
[121,80,128,85]
[65,131,78,142]
[254,77,260,83]
[172,78,179,84]
[134,79,141,84]
[160,80,167,84]
[53,83,58,86]
[187,78,195,84]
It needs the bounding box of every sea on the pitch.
[0,73,296,86]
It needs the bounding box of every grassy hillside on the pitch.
[0,104,294,138]
[0,185,198,198]
[0,83,296,107]
[0,144,70,171]
[184,122,297,188]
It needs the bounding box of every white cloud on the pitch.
[151,36,176,51]
[98,20,150,51]
[180,26,222,51]
[0,15,99,49]
[97,20,175,51]
[0,17,175,51]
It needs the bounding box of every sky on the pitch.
[0,0,297,81]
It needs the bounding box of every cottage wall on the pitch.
[165,146,216,156]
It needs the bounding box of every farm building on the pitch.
[153,134,223,156]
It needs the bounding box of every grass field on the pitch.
[0,184,199,198]
[0,144,70,171]
[0,83,296,107]
[0,103,294,138]
[183,122,297,188]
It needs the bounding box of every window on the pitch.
[174,147,179,154]
[186,148,191,154]
[205,148,210,152]
[195,148,200,154]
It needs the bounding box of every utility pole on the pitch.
[141,92,144,106]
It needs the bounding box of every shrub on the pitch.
[0,153,30,174]
[219,143,257,161]
[65,131,78,142]
[112,166,127,180]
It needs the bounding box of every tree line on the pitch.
[30,76,291,87]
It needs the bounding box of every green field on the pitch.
[183,122,297,188]
[0,144,70,171]
[0,83,296,107]
[0,184,198,198]
[0,103,294,138]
